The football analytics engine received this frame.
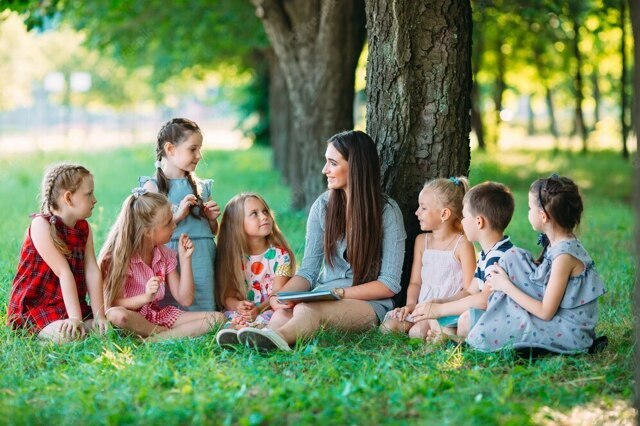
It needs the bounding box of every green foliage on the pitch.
[0,146,633,423]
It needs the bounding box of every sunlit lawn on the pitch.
[0,145,634,424]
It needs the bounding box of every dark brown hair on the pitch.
[463,181,514,232]
[530,175,583,262]
[324,130,383,285]
[155,118,205,219]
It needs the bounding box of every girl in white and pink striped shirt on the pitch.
[99,189,225,340]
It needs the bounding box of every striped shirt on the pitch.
[124,245,178,302]
[474,236,513,290]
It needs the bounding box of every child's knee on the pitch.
[408,322,430,339]
[106,307,129,328]
[379,318,400,334]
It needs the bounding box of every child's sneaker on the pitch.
[237,327,291,352]
[216,328,240,348]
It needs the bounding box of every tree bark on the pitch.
[366,0,472,303]
[545,86,560,151]
[628,0,640,416]
[252,0,366,209]
[493,45,506,146]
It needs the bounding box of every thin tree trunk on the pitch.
[493,46,506,145]
[571,15,588,153]
[471,81,485,150]
[472,20,485,150]
[545,86,561,151]
[621,0,630,159]
[268,49,292,179]
[527,95,535,136]
[592,67,601,125]
[629,0,640,416]
[252,0,366,209]
[366,0,472,304]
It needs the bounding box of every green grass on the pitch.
[0,146,634,424]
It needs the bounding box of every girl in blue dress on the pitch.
[466,174,606,354]
[140,118,219,311]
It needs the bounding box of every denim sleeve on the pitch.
[377,199,406,294]
[294,196,326,287]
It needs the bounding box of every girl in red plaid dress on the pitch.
[99,190,225,340]
[7,164,109,342]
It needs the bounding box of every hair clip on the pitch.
[449,177,460,186]
[131,187,148,199]
[549,173,559,180]
[154,160,162,169]
[536,233,549,247]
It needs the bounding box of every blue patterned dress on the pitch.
[139,176,216,311]
[466,240,606,354]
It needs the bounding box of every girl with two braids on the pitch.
[140,118,220,311]
[467,175,607,353]
[7,164,108,342]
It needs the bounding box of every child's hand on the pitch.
[203,200,221,222]
[175,194,198,221]
[145,276,162,301]
[178,233,195,258]
[391,305,415,322]
[240,306,259,321]
[93,317,109,335]
[60,318,85,340]
[237,300,256,312]
[411,302,440,321]
[485,265,512,293]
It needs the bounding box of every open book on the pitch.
[275,290,342,304]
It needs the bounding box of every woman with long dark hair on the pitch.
[236,130,406,350]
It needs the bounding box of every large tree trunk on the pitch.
[252,0,366,209]
[628,0,640,416]
[366,0,472,303]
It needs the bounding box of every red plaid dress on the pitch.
[7,215,92,333]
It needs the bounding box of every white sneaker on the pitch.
[215,328,239,347]
[237,327,291,352]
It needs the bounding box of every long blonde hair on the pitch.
[98,191,171,308]
[39,163,92,257]
[215,193,295,307]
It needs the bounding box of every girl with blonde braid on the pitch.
[7,163,108,342]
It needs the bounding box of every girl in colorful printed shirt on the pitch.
[214,193,295,345]
[99,189,225,341]
[7,164,108,343]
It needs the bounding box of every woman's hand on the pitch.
[145,276,162,302]
[411,301,440,321]
[485,265,513,293]
[203,200,220,223]
[175,194,198,222]
[178,233,195,258]
[389,304,415,322]
[269,294,294,311]
[60,318,85,340]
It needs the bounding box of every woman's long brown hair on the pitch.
[324,130,383,285]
